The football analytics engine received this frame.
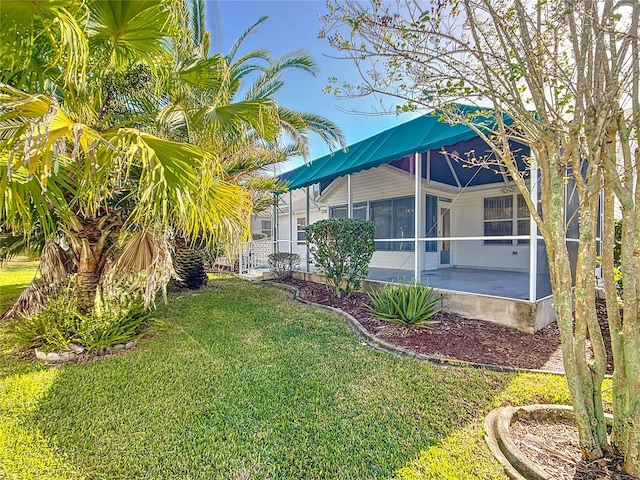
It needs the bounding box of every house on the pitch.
[254,108,594,333]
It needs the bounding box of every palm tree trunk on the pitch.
[172,236,208,289]
[68,209,122,314]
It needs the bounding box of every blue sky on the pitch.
[206,0,421,172]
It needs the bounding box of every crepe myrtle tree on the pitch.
[322,0,640,474]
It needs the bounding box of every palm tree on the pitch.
[0,0,254,314]
[162,5,345,287]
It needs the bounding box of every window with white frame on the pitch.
[296,218,306,242]
[484,194,529,245]
[260,220,272,237]
[329,202,367,219]
[371,196,415,251]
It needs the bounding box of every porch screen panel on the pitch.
[484,195,513,244]
[394,197,415,251]
[517,194,530,244]
[371,200,393,250]
[425,194,437,252]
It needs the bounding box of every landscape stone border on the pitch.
[484,404,613,480]
[263,280,567,376]
[34,341,137,364]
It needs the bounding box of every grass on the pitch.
[0,258,38,312]
[0,262,579,479]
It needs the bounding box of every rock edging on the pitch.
[265,281,567,376]
[34,341,137,363]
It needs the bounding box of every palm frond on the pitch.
[88,0,172,74]
[0,0,89,89]
[1,241,75,320]
[178,55,228,91]
[190,0,206,50]
[194,99,280,142]
[103,230,174,308]
[225,15,269,64]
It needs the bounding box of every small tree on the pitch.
[306,218,375,298]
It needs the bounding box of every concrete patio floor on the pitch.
[366,267,553,300]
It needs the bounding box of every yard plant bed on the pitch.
[279,277,613,375]
[510,417,628,479]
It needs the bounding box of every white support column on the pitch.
[306,186,310,272]
[288,190,293,254]
[272,194,278,254]
[414,152,422,282]
[347,174,353,218]
[529,161,538,301]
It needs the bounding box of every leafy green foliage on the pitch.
[368,281,443,328]
[268,252,300,279]
[306,218,375,298]
[7,287,151,353]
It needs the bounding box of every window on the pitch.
[329,202,367,219]
[260,220,272,237]
[371,196,415,251]
[296,218,306,242]
[484,194,530,245]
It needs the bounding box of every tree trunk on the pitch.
[541,152,605,460]
[172,236,208,290]
[67,210,122,314]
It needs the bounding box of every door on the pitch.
[440,207,451,265]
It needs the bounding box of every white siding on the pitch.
[324,165,416,205]
[449,188,530,272]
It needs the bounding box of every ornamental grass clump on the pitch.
[368,281,443,328]
[7,287,152,353]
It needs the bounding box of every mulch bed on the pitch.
[278,277,614,374]
[510,418,631,479]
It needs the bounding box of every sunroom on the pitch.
[268,110,592,333]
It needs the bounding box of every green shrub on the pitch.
[268,252,300,279]
[7,288,151,353]
[368,281,443,328]
[306,218,375,298]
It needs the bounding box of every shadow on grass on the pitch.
[2,277,575,479]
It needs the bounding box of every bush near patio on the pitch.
[306,218,375,298]
[268,252,301,279]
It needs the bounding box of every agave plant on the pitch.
[367,281,443,328]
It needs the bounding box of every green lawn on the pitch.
[0,262,575,480]
[0,259,38,312]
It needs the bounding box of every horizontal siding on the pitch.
[326,166,416,205]
[450,187,530,271]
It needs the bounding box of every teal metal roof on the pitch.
[280,107,494,191]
